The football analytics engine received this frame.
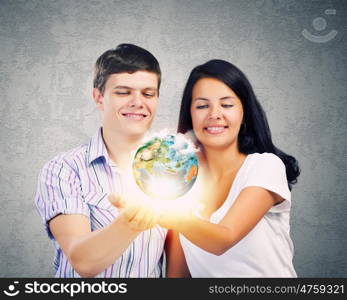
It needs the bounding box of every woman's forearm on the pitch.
[170,216,236,256]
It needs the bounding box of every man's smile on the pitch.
[121,113,148,120]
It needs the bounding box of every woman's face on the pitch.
[190,77,244,151]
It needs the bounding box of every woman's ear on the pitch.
[92,88,104,111]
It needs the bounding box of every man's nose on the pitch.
[129,91,143,107]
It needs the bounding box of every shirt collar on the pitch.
[87,127,112,165]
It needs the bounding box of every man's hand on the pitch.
[109,193,159,232]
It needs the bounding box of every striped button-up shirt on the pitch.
[35,128,166,277]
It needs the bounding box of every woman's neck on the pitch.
[203,145,247,180]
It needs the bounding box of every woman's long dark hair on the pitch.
[177,59,300,190]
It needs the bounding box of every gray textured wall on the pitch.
[1,0,346,277]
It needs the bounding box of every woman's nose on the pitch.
[208,105,222,119]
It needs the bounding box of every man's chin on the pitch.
[123,126,150,140]
[103,125,148,139]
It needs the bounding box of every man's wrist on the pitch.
[114,214,142,235]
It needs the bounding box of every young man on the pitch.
[35,44,165,277]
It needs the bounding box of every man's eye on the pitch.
[143,93,155,98]
[196,105,208,109]
[115,91,130,95]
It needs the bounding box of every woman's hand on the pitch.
[109,193,159,232]
[157,202,193,230]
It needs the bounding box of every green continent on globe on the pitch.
[133,134,198,200]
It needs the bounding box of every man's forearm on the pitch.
[69,216,141,277]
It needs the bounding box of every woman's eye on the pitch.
[221,104,233,108]
[196,105,208,109]
[115,91,130,95]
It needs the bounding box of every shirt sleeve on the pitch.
[243,153,291,213]
[34,157,90,240]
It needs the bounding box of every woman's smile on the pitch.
[204,125,228,135]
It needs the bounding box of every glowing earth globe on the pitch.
[133,134,198,200]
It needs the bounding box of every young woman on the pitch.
[163,59,300,277]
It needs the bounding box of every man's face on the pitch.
[94,71,159,139]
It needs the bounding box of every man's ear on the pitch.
[93,88,104,111]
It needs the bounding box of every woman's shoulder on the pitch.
[240,153,291,212]
[247,152,284,167]
[244,152,286,177]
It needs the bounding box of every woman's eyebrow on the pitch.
[220,96,237,100]
[193,97,209,101]
[194,96,236,101]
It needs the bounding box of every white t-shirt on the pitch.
[180,153,297,277]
